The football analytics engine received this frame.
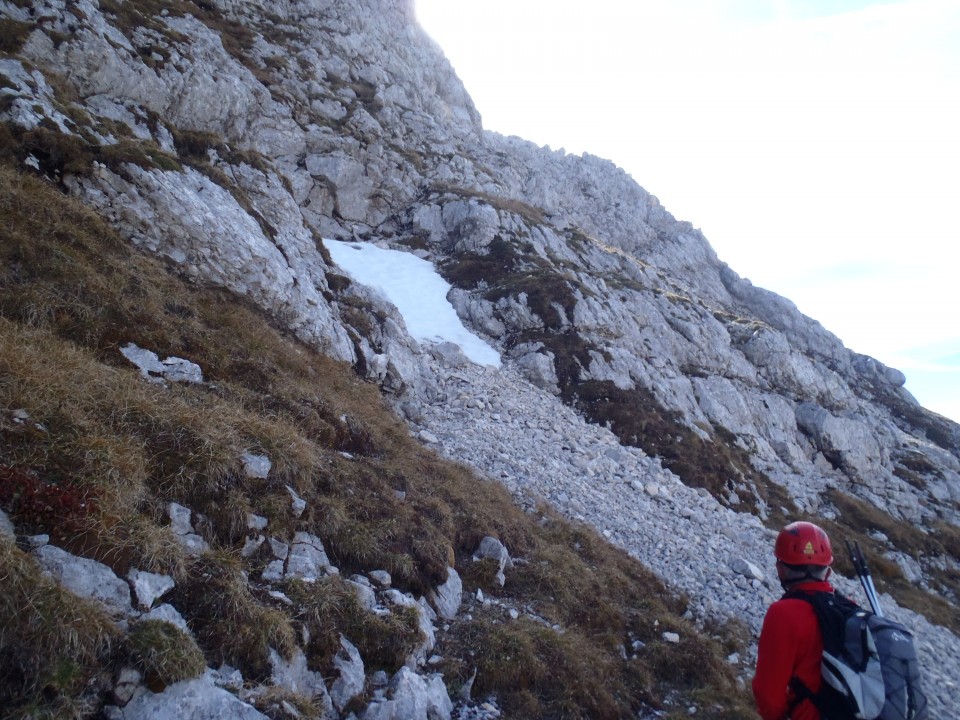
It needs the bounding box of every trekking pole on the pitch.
[846,539,883,616]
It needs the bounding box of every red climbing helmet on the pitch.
[775,521,833,566]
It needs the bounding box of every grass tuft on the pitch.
[125,619,206,690]
[0,537,120,713]
[171,552,297,681]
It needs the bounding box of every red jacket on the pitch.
[752,580,833,720]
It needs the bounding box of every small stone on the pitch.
[286,485,307,517]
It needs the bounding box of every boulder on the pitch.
[34,544,131,617]
[361,667,452,720]
[429,566,462,621]
[116,674,269,720]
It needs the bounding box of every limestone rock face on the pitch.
[3,0,957,556]
[4,0,957,594]
[3,0,960,715]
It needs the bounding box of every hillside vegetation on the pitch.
[2,0,958,716]
[0,164,758,719]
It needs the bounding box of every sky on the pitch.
[413,0,960,424]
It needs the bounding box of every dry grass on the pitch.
[125,619,206,690]
[430,183,549,226]
[0,158,761,718]
[252,686,328,720]
[171,552,297,680]
[286,576,424,674]
[438,508,754,718]
[0,537,120,715]
[0,19,33,53]
[811,490,960,634]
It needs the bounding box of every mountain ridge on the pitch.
[1,0,958,717]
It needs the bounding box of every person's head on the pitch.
[774,521,833,589]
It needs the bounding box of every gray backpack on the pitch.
[788,591,928,720]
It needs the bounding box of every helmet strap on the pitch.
[777,563,830,591]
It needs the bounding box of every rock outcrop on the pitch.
[2,0,958,717]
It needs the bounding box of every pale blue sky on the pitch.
[415,0,960,423]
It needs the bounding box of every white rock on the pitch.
[241,535,265,558]
[241,454,271,480]
[285,532,333,581]
[729,558,764,582]
[429,566,462,621]
[127,568,175,610]
[0,508,15,539]
[286,485,307,517]
[34,544,131,617]
[120,675,269,720]
[167,503,194,535]
[473,536,512,587]
[141,603,189,632]
[369,569,392,588]
[269,648,333,711]
[361,667,452,720]
[246,513,269,531]
[331,636,365,711]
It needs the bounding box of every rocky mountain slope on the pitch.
[1,0,958,718]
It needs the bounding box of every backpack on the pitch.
[787,590,928,720]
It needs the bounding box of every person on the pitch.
[752,521,834,720]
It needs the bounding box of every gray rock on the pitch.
[0,508,15,539]
[369,569,392,588]
[167,503,194,536]
[285,532,334,581]
[118,675,269,720]
[361,667,452,720]
[241,535,265,558]
[34,544,131,617]
[382,589,436,665]
[241,454,271,480]
[262,560,286,583]
[729,559,764,582]
[159,356,203,384]
[473,537,512,587]
[120,343,202,384]
[127,568,175,610]
[428,341,471,368]
[112,666,143,706]
[347,579,378,611]
[331,635,365,711]
[269,648,333,712]
[512,348,559,393]
[141,603,189,633]
[246,513,269,531]
[429,566,462,621]
[286,485,307,518]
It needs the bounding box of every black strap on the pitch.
[789,677,827,717]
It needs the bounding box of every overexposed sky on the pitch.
[414,0,960,424]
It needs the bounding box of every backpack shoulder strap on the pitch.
[788,676,827,716]
[782,590,833,717]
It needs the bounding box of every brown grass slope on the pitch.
[0,163,758,718]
